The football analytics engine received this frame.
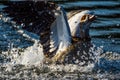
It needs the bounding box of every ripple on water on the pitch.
[61,1,120,8]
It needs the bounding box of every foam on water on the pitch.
[0,43,120,79]
[10,41,44,65]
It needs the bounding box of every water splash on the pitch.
[0,20,120,79]
[0,43,120,79]
[18,41,44,65]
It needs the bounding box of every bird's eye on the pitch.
[75,21,77,23]
[81,15,87,21]
[80,14,89,23]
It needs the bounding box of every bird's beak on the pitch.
[89,14,97,22]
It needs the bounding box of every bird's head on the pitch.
[68,10,96,40]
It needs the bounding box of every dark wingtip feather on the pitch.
[1,1,59,56]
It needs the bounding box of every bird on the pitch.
[0,1,96,64]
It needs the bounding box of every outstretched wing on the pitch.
[1,1,56,34]
[50,6,71,56]
[1,1,56,55]
[1,1,71,57]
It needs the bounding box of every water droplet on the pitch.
[51,32,53,34]
[116,24,120,27]
[112,39,115,43]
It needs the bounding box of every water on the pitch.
[0,0,120,79]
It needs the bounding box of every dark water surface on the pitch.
[0,0,120,80]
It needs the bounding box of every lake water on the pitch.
[0,0,120,79]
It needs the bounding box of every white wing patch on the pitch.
[50,7,71,53]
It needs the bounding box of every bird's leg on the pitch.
[43,56,53,64]
[52,45,75,63]
[52,49,67,63]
